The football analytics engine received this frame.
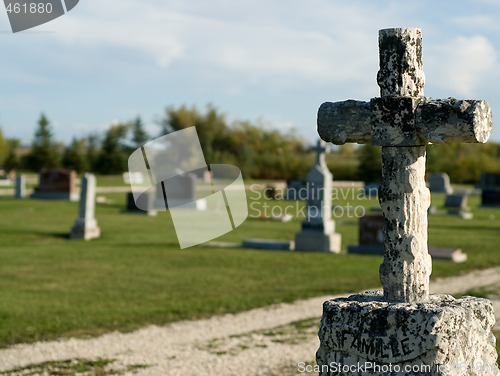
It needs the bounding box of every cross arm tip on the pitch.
[317,100,372,145]
[417,98,492,144]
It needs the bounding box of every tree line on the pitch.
[1,104,499,184]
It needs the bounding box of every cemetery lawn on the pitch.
[0,185,499,347]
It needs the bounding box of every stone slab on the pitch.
[347,244,384,256]
[428,247,467,263]
[30,191,79,201]
[317,292,499,376]
[294,232,341,253]
[242,239,293,251]
[348,246,467,263]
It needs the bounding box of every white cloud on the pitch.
[49,0,387,87]
[425,35,498,97]
[450,15,500,32]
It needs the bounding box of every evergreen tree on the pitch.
[95,123,129,174]
[62,137,88,172]
[85,133,101,172]
[357,144,382,182]
[131,116,149,147]
[3,139,20,171]
[27,114,60,171]
[0,128,9,167]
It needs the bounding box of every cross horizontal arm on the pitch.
[417,98,492,144]
[318,97,492,146]
[317,100,371,144]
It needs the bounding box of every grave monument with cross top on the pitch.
[315,28,498,375]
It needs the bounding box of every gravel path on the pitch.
[1,266,499,375]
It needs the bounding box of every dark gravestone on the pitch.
[30,168,78,201]
[154,173,206,210]
[349,214,467,262]
[348,214,384,255]
[363,182,379,197]
[445,193,472,219]
[126,192,156,216]
[285,179,306,200]
[481,172,500,206]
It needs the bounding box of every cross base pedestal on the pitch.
[317,292,498,376]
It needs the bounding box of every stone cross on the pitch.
[294,139,341,253]
[70,173,101,240]
[318,28,492,303]
[312,139,327,165]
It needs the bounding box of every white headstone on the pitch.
[294,140,341,253]
[70,173,100,240]
[428,172,453,194]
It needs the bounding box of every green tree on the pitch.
[96,123,129,174]
[3,138,20,171]
[86,133,101,171]
[131,116,149,148]
[427,143,500,184]
[27,114,60,171]
[0,128,9,166]
[62,137,88,172]
[357,144,382,182]
[159,104,231,163]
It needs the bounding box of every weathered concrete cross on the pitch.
[318,28,492,303]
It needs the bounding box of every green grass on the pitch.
[0,183,499,349]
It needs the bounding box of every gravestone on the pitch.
[30,168,78,201]
[285,179,306,200]
[347,214,384,255]
[428,172,453,194]
[294,140,341,253]
[481,172,500,207]
[0,174,12,187]
[445,193,473,219]
[126,191,157,216]
[122,171,144,185]
[363,182,379,197]
[70,173,100,240]
[242,239,293,251]
[316,28,497,375]
[154,172,206,210]
[14,174,26,199]
[348,213,467,262]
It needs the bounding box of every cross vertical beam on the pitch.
[376,28,431,302]
[316,28,492,303]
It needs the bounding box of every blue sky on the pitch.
[1,0,499,146]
